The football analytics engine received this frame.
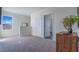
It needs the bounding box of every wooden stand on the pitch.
[56,32,78,52]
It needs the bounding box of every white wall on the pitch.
[31,7,77,40]
[1,10,31,37]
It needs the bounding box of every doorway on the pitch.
[44,14,53,40]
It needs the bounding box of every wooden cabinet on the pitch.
[56,32,78,52]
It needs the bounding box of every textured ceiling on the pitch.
[2,7,47,15]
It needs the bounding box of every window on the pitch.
[0,7,2,24]
[3,16,12,30]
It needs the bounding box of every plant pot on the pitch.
[68,28,73,34]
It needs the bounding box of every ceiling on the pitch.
[2,7,47,15]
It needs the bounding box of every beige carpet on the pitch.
[0,36,56,52]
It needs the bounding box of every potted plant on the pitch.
[63,15,79,34]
